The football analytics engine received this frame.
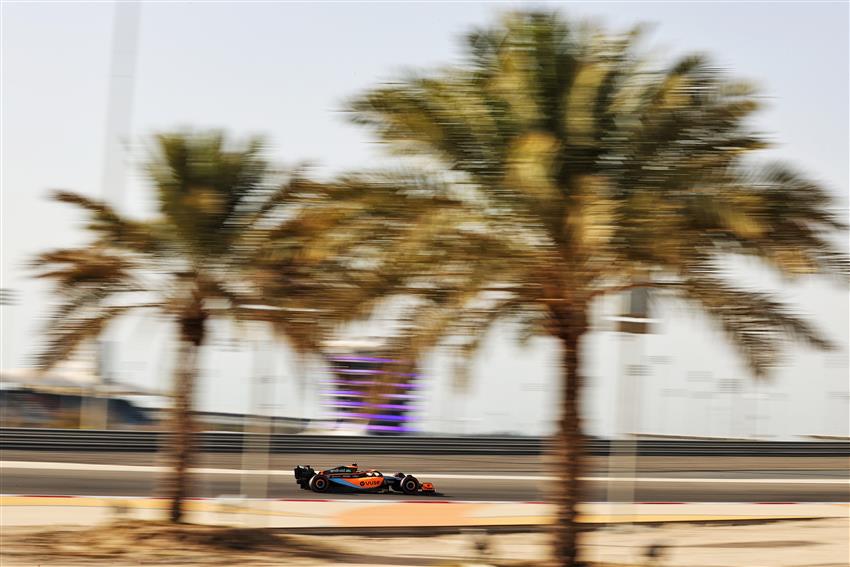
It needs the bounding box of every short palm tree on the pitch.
[32,132,358,522]
[349,12,848,565]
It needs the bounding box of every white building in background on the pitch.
[414,296,849,440]
[406,281,849,440]
[81,286,848,440]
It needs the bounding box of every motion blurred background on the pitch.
[2,2,847,440]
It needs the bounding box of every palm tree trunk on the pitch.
[164,312,206,523]
[552,311,587,566]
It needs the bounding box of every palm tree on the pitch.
[32,132,358,522]
[348,12,848,565]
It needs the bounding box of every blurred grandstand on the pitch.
[0,369,309,432]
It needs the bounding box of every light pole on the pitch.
[95,339,113,430]
[232,304,322,523]
[101,0,140,210]
[233,307,280,521]
[83,0,140,432]
[605,288,655,527]
[240,330,273,526]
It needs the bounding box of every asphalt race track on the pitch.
[2,451,848,502]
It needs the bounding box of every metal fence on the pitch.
[1,428,848,456]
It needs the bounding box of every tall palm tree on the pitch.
[32,132,358,522]
[348,12,848,565]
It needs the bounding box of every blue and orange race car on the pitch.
[294,463,438,495]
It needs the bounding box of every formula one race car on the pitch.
[294,463,439,495]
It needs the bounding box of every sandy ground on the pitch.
[0,518,847,566]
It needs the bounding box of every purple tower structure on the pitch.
[322,352,421,434]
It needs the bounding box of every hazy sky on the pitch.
[2,2,848,437]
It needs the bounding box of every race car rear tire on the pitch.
[400,475,420,495]
[388,472,405,492]
[309,474,330,492]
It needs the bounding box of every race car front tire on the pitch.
[309,474,330,492]
[400,475,420,495]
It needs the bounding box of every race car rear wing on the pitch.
[294,465,316,488]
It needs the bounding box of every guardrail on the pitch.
[1,428,848,456]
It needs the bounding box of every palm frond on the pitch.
[673,276,832,376]
[349,10,846,382]
[34,305,137,370]
[32,247,142,294]
[51,191,164,255]
[146,131,270,257]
